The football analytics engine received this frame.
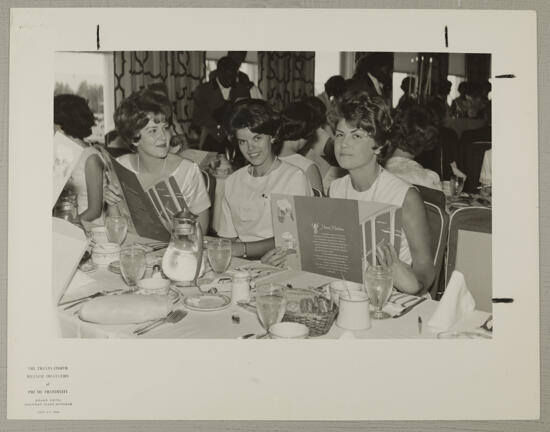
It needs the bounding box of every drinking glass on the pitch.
[119,244,146,289]
[364,264,393,319]
[105,215,128,245]
[255,283,287,338]
[450,175,465,200]
[207,238,232,274]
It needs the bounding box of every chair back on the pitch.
[445,206,492,312]
[413,184,449,299]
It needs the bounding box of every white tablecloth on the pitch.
[57,257,490,339]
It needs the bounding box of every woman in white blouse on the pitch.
[277,101,324,194]
[218,99,311,259]
[329,91,434,295]
[104,89,211,233]
[384,101,442,191]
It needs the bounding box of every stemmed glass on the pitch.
[450,175,465,200]
[207,238,232,275]
[105,215,128,245]
[255,283,287,338]
[364,264,393,320]
[119,244,146,290]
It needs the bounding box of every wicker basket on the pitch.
[283,308,338,337]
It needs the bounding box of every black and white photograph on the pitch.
[52,49,494,340]
[6,7,540,422]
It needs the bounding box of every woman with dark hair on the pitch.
[106,88,210,233]
[385,102,442,190]
[218,99,311,259]
[54,94,105,223]
[300,96,347,193]
[329,91,434,295]
[277,101,324,194]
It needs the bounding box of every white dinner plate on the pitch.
[183,294,231,312]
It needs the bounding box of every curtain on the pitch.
[258,52,315,111]
[113,51,206,139]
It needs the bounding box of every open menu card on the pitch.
[271,194,402,283]
[110,157,189,242]
[52,217,89,304]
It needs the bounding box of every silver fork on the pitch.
[134,309,187,336]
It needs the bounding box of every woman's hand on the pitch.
[104,183,123,206]
[376,243,422,295]
[261,247,290,268]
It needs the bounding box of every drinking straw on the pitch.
[340,273,351,300]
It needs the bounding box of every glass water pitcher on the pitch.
[161,209,204,287]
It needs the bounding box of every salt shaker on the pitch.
[231,271,250,304]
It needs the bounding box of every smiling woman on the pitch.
[109,88,211,233]
[217,99,312,259]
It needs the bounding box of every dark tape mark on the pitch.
[96,25,100,50]
[495,74,516,78]
[444,26,448,48]
[492,298,514,303]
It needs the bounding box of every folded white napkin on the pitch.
[428,271,476,330]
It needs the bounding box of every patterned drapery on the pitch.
[113,51,206,139]
[258,52,315,111]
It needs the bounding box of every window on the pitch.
[54,52,115,144]
[392,71,409,108]
[447,74,466,106]
[314,51,340,96]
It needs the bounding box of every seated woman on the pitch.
[300,96,346,194]
[329,91,434,295]
[277,101,324,194]
[218,99,312,259]
[385,101,442,191]
[54,94,105,223]
[106,88,210,233]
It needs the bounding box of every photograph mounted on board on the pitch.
[52,49,493,340]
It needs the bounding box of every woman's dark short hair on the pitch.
[324,75,346,99]
[301,96,327,128]
[278,101,320,154]
[390,102,439,157]
[54,94,95,139]
[114,88,172,145]
[335,90,393,161]
[224,99,282,154]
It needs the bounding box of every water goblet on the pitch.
[119,244,147,290]
[207,238,232,274]
[364,264,393,320]
[105,215,128,245]
[255,283,287,338]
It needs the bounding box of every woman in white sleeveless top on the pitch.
[54,94,105,224]
[329,91,434,295]
[277,101,323,194]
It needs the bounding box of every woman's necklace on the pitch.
[137,153,167,175]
